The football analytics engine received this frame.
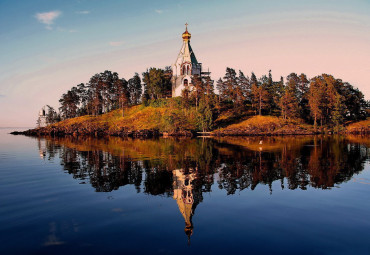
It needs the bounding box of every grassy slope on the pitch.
[49,104,198,134]
[213,115,315,135]
[42,102,368,136]
[346,118,370,133]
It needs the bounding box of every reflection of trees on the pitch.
[38,135,369,194]
[38,135,369,242]
[215,136,368,193]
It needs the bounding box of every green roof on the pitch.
[188,42,198,65]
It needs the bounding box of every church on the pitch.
[171,24,210,97]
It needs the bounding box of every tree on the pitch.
[197,97,213,132]
[191,74,204,109]
[128,73,142,105]
[280,73,300,119]
[308,76,324,130]
[181,87,191,109]
[203,75,215,105]
[237,71,251,103]
[46,105,60,124]
[298,73,310,121]
[223,67,238,103]
[251,76,269,115]
[334,80,367,122]
[59,86,80,119]
[332,94,344,132]
[216,78,225,103]
[142,68,171,100]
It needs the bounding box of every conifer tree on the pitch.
[298,73,310,121]
[216,78,225,103]
[308,76,324,130]
[281,73,300,119]
[237,70,251,102]
[251,76,269,116]
[223,67,238,103]
[128,73,142,105]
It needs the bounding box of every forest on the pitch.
[42,67,369,133]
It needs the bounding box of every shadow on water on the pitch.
[37,135,370,242]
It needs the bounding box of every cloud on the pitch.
[109,41,125,47]
[0,94,5,98]
[35,11,61,29]
[76,10,90,14]
[155,9,163,14]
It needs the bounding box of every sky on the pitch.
[0,0,369,127]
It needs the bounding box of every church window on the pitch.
[184,79,188,86]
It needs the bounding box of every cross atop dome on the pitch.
[182,23,191,41]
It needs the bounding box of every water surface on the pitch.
[0,128,369,254]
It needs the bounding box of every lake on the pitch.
[0,128,369,254]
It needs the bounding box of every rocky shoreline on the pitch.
[10,117,369,138]
[10,126,317,138]
[10,126,194,138]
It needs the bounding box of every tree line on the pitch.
[43,66,368,131]
[42,68,172,125]
[215,68,368,130]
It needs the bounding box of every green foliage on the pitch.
[48,65,368,133]
[142,67,172,100]
[196,98,213,131]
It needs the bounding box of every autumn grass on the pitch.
[346,118,370,133]
[48,101,199,135]
[213,115,315,135]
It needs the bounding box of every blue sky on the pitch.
[0,0,369,126]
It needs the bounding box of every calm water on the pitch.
[0,128,370,255]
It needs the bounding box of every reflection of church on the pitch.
[38,138,46,159]
[172,168,200,243]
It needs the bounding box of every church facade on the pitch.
[171,24,206,97]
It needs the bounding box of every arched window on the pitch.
[184,79,188,86]
[182,66,185,75]
[186,65,189,75]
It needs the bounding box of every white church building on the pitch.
[171,24,209,97]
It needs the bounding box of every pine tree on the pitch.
[298,73,310,121]
[223,67,238,103]
[281,73,300,119]
[128,73,142,105]
[216,78,225,103]
[251,77,269,116]
[308,77,324,130]
[237,70,251,102]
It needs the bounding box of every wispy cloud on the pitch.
[109,41,125,47]
[155,9,163,14]
[0,94,6,98]
[35,11,61,30]
[76,10,90,15]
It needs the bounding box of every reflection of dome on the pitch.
[182,23,191,41]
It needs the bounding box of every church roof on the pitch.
[174,26,198,67]
[187,41,198,65]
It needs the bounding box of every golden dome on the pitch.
[182,23,191,40]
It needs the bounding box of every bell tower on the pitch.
[171,23,202,97]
